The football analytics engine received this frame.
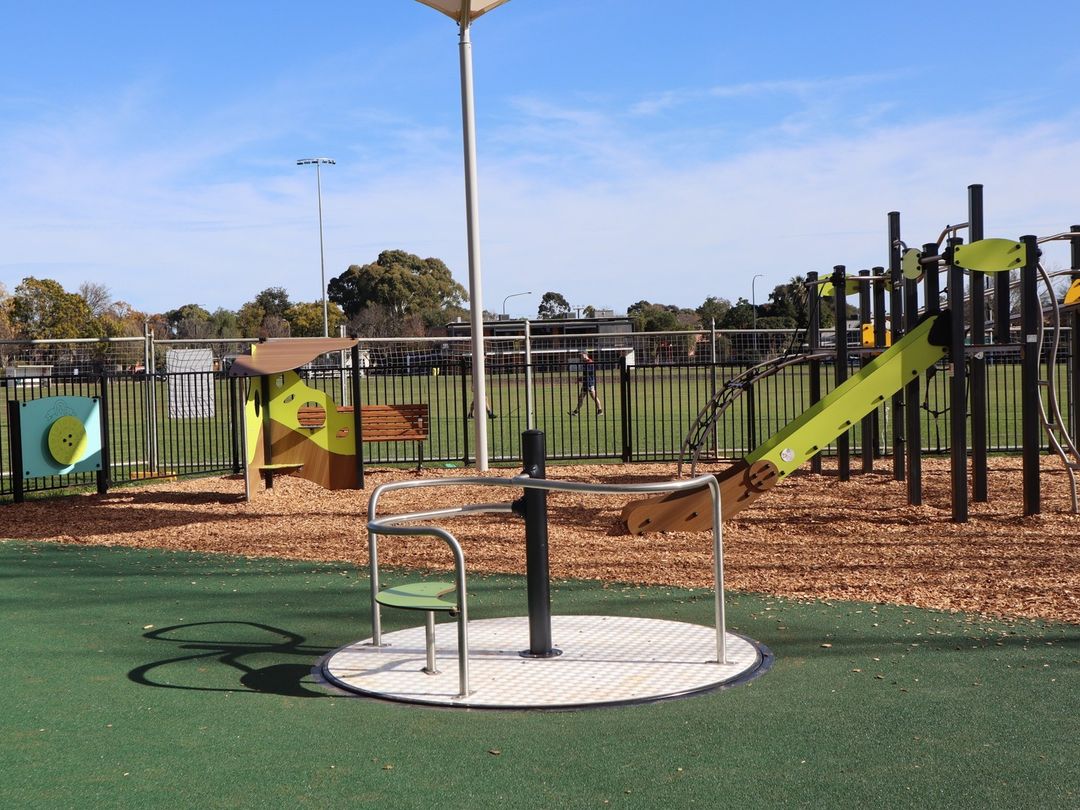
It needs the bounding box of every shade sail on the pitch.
[415,0,511,24]
[229,337,358,377]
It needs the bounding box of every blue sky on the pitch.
[3,1,1080,318]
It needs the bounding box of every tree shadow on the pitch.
[128,621,332,698]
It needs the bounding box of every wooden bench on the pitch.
[297,403,429,470]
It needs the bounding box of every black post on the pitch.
[350,343,365,490]
[969,184,988,502]
[228,374,241,474]
[833,266,850,481]
[946,238,968,522]
[904,247,923,505]
[96,375,111,496]
[519,430,557,658]
[8,400,24,503]
[619,355,632,462]
[1070,225,1080,441]
[888,212,905,481]
[807,271,823,474]
[872,267,887,459]
[1020,234,1041,516]
[858,269,873,472]
[460,358,470,465]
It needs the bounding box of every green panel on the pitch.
[952,238,1026,273]
[901,248,923,280]
[376,581,458,611]
[746,313,947,478]
[19,396,103,479]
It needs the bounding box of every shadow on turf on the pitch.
[129,621,330,698]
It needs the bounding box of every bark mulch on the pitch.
[5,456,1077,624]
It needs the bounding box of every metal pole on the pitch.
[459,21,489,471]
[888,211,905,481]
[872,266,887,459]
[904,247,922,505]
[316,160,328,337]
[523,319,535,429]
[1071,226,1080,442]
[858,269,873,472]
[807,271,823,474]
[946,238,968,522]
[520,430,557,658]
[1020,234,1041,515]
[833,266,850,482]
[351,343,365,490]
[969,184,988,502]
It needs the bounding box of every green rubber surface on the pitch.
[1,540,1076,808]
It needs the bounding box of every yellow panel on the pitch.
[952,238,1026,273]
[1064,278,1080,307]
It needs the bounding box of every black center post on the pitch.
[517,429,560,658]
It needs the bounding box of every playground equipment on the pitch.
[228,337,430,499]
[623,184,1080,533]
[6,395,108,503]
[321,430,770,709]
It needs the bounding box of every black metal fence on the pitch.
[2,348,1074,500]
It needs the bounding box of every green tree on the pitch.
[628,300,695,332]
[328,250,466,330]
[285,301,345,337]
[537,291,571,319]
[9,277,94,339]
[696,296,731,326]
[254,287,292,318]
[719,297,755,329]
[165,304,212,338]
[208,308,240,339]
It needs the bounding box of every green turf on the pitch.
[1,540,1077,808]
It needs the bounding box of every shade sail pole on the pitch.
[459,20,489,470]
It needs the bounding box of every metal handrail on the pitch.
[366,472,727,697]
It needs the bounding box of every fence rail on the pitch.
[2,329,1074,499]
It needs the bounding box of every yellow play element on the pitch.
[47,415,89,465]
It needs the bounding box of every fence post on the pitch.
[8,400,24,503]
[228,374,241,474]
[97,372,111,495]
[620,355,632,462]
[460,357,470,465]
[351,343,365,490]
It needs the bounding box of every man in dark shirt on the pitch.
[570,350,603,416]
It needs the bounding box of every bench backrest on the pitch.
[296,403,428,442]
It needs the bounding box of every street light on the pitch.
[751,273,764,331]
[296,157,335,337]
[502,291,531,318]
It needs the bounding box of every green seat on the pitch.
[375,582,457,613]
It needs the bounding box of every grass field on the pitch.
[2,540,1076,808]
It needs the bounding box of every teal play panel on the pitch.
[18,396,103,478]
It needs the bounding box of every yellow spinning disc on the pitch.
[48,415,88,465]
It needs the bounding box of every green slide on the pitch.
[622,311,950,533]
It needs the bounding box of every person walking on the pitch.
[569,350,603,416]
